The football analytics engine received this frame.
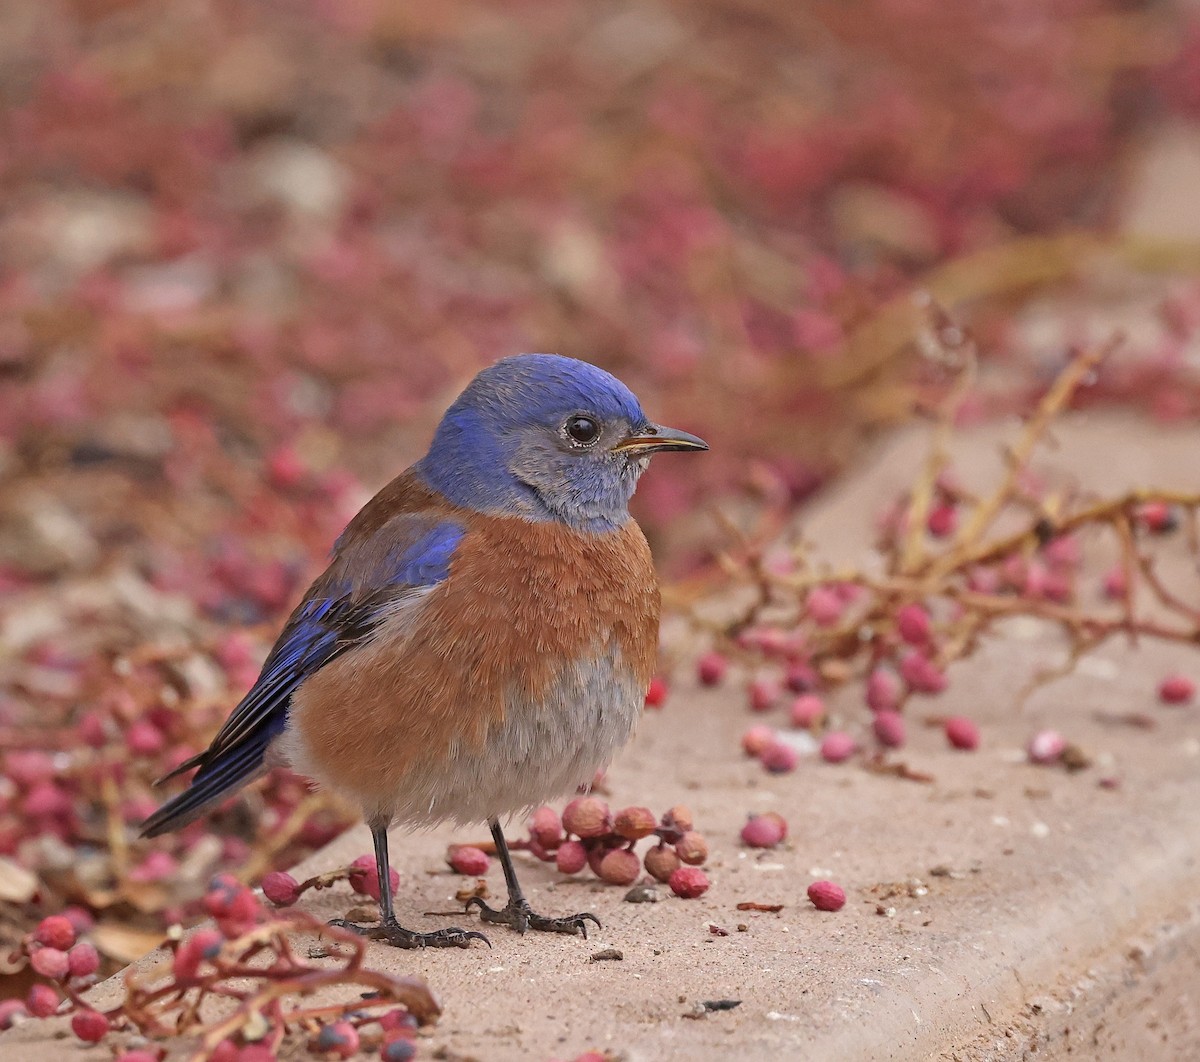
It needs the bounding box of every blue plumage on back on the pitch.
[140,515,465,836]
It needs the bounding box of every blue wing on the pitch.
[140,515,464,837]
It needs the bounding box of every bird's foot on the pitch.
[464,896,600,937]
[329,916,490,950]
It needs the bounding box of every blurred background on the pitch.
[3,0,1200,973]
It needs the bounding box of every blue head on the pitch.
[415,354,707,532]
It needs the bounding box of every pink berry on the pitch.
[555,840,588,875]
[30,947,70,980]
[116,1053,160,1062]
[266,445,307,489]
[872,710,906,748]
[644,676,668,707]
[900,651,947,694]
[866,668,900,712]
[382,1038,417,1062]
[67,942,100,979]
[784,662,818,692]
[348,855,400,902]
[741,724,775,756]
[644,844,681,883]
[598,848,642,886]
[262,871,301,907]
[760,740,798,773]
[820,731,857,763]
[316,1020,360,1059]
[806,586,843,626]
[662,805,694,832]
[927,504,957,537]
[71,1009,109,1043]
[697,651,728,686]
[613,806,658,841]
[173,928,223,980]
[807,879,846,911]
[127,719,165,755]
[128,850,177,883]
[896,603,931,644]
[25,983,59,1018]
[740,814,786,848]
[529,806,564,848]
[0,999,25,1029]
[561,796,611,838]
[448,845,490,876]
[748,676,781,712]
[668,866,710,898]
[34,915,76,951]
[1138,501,1176,533]
[789,694,825,729]
[1027,729,1066,764]
[210,1040,239,1062]
[945,716,980,750]
[1159,674,1196,705]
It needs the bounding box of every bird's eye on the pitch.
[564,415,601,446]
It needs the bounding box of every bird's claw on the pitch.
[329,916,490,949]
[464,896,601,937]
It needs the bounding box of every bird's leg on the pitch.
[330,822,490,949]
[465,819,601,937]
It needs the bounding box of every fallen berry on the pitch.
[740,814,785,848]
[66,942,100,979]
[644,844,681,883]
[741,724,776,756]
[529,806,564,848]
[447,845,490,876]
[613,806,658,840]
[697,651,728,686]
[1159,673,1196,705]
[820,731,857,763]
[896,603,931,644]
[807,879,846,911]
[348,855,400,902]
[1027,729,1066,764]
[381,1037,417,1062]
[675,831,709,865]
[760,740,799,773]
[30,947,70,980]
[872,710,906,748]
[598,848,642,886]
[70,1009,108,1043]
[644,676,669,707]
[945,716,980,750]
[866,668,900,712]
[555,840,588,875]
[25,984,59,1018]
[668,866,710,898]
[262,871,301,907]
[561,796,611,838]
[33,915,76,951]
[789,694,825,729]
[0,999,25,1030]
[316,1020,360,1059]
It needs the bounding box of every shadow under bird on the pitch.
[142,353,707,948]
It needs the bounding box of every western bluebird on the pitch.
[142,354,707,948]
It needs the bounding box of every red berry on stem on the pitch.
[25,984,59,1018]
[262,871,301,907]
[555,840,588,875]
[900,651,947,694]
[34,915,76,951]
[748,676,780,712]
[668,866,710,898]
[741,724,775,756]
[644,676,668,707]
[70,1009,109,1043]
[613,806,657,840]
[872,710,906,748]
[807,879,846,911]
[760,740,799,773]
[896,603,931,645]
[945,716,980,750]
[806,586,843,626]
[30,947,70,980]
[789,694,825,729]
[316,1020,360,1059]
[529,806,563,848]
[644,844,681,882]
[0,999,25,1029]
[675,831,709,865]
[66,942,100,979]
[866,668,900,712]
[598,848,641,886]
[561,796,611,838]
[927,504,957,537]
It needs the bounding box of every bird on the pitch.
[141,353,707,948]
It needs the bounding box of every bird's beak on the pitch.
[612,423,709,455]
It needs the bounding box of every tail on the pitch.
[139,733,272,838]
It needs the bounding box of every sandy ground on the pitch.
[5,410,1200,1061]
